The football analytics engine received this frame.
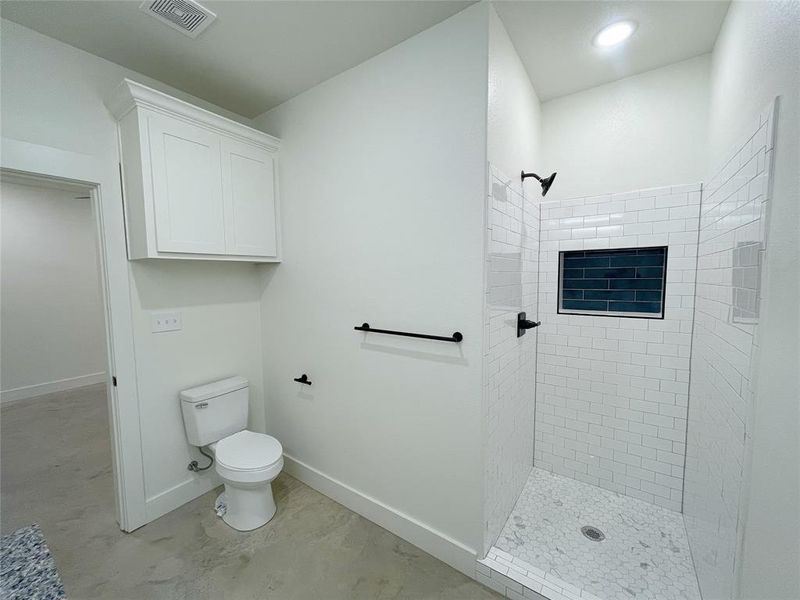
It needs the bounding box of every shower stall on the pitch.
[479,101,777,600]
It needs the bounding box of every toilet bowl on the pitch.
[210,430,284,531]
[179,376,284,532]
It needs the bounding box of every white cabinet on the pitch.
[221,138,278,257]
[106,79,281,262]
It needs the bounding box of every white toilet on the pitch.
[180,376,283,531]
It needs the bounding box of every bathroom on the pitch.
[0,1,797,599]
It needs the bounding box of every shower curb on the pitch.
[476,546,600,600]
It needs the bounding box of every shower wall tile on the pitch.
[534,182,701,510]
[483,164,539,554]
[683,101,775,600]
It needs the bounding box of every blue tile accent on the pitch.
[562,289,584,300]
[609,254,664,267]
[584,267,636,279]
[636,291,662,302]
[609,278,663,290]
[636,267,664,278]
[563,256,610,268]
[560,247,667,318]
[584,290,636,301]
[562,268,584,278]
[562,300,609,311]
[609,301,662,313]
[563,279,609,289]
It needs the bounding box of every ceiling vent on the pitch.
[139,0,216,39]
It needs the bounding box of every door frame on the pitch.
[1,137,147,531]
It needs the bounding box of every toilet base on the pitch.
[220,481,277,531]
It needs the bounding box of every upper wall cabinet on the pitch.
[105,79,281,262]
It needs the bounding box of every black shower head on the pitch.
[540,172,557,196]
[521,170,558,197]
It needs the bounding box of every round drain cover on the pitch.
[581,525,606,541]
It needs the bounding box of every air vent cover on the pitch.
[139,0,216,38]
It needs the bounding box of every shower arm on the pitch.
[520,171,543,183]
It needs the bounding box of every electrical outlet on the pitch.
[151,311,182,333]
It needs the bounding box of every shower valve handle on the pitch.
[517,312,540,338]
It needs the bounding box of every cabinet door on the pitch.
[147,114,226,254]
[221,138,278,257]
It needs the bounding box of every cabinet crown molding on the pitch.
[105,79,281,152]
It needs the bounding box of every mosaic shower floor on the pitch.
[484,468,701,600]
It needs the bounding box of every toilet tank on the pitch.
[180,376,249,446]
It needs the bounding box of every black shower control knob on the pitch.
[517,312,540,337]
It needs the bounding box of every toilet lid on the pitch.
[215,430,282,471]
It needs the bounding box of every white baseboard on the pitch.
[283,453,478,578]
[0,372,106,404]
[144,472,221,526]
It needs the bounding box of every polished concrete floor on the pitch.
[1,385,499,600]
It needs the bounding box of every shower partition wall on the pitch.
[683,100,776,600]
[482,164,540,555]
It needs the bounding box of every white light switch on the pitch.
[151,311,182,333]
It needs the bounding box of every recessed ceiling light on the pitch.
[593,20,637,48]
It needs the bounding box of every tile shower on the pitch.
[479,102,776,600]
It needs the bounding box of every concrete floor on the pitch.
[1,384,499,600]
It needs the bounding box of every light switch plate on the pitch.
[151,311,182,333]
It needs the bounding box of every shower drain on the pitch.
[581,525,606,541]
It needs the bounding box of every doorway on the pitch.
[0,137,147,533]
[1,175,117,539]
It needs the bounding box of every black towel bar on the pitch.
[355,323,463,343]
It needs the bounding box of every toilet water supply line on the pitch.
[188,447,215,472]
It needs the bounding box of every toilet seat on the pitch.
[213,430,283,484]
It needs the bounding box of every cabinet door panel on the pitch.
[148,115,225,254]
[221,139,278,257]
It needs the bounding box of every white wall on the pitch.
[536,184,700,511]
[482,7,542,555]
[701,2,800,598]
[0,180,106,400]
[487,6,542,190]
[0,19,266,521]
[253,4,488,570]
[541,55,711,202]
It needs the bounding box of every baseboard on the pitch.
[144,472,221,526]
[283,453,478,578]
[0,372,106,404]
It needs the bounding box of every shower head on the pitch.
[521,170,558,197]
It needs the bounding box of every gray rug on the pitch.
[0,523,66,600]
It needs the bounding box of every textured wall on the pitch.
[0,19,265,519]
[482,165,539,553]
[541,55,710,202]
[254,4,489,559]
[535,184,700,510]
[482,5,543,556]
[0,181,106,397]
[683,102,775,600]
[704,3,800,598]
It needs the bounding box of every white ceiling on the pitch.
[2,1,730,118]
[494,0,730,102]
[0,0,473,118]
